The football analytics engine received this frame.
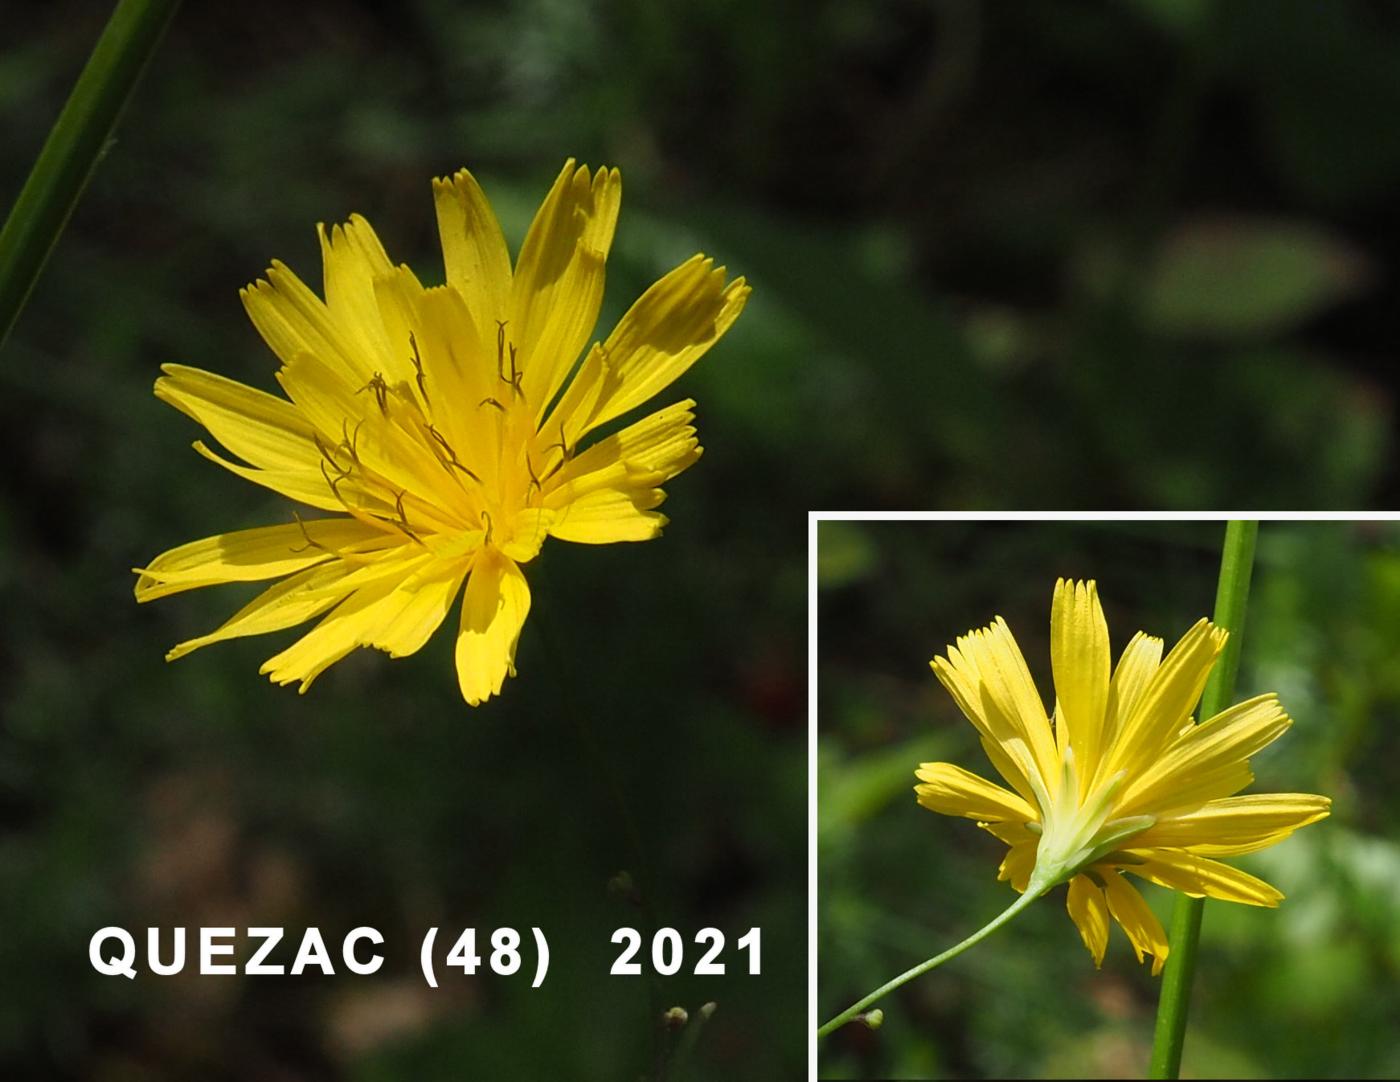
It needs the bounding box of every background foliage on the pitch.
[6,0,1400,1076]
[818,520,1400,1079]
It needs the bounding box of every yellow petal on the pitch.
[406,283,499,472]
[259,582,401,690]
[511,161,621,419]
[938,619,1059,798]
[1051,579,1110,779]
[156,364,320,473]
[997,840,1038,893]
[368,263,432,398]
[1121,848,1284,907]
[259,552,438,690]
[318,215,394,368]
[929,654,1040,809]
[241,261,371,384]
[1066,874,1110,967]
[1119,693,1291,815]
[980,819,1037,846]
[135,518,393,600]
[190,439,345,513]
[1100,871,1169,975]
[1132,793,1331,855]
[914,762,1037,822]
[543,399,700,507]
[297,544,438,598]
[548,255,749,441]
[1100,630,1163,754]
[365,561,470,658]
[455,549,531,706]
[547,487,667,544]
[433,168,513,333]
[976,736,1043,812]
[369,271,495,489]
[274,350,469,531]
[1108,618,1227,775]
[165,561,357,661]
[500,508,555,563]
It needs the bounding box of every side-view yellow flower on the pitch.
[134,160,749,705]
[916,578,1330,974]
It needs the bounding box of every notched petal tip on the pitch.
[432,167,470,190]
[585,162,621,195]
[721,277,752,313]
[165,638,203,662]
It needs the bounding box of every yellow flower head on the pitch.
[916,579,1329,975]
[134,160,749,705]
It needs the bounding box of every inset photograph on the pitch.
[816,517,1397,1079]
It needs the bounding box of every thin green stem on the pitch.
[1148,519,1259,1079]
[669,1003,715,1079]
[817,882,1047,1039]
[0,0,181,349]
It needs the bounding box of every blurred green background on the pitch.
[7,0,1400,1076]
[817,520,1400,1079]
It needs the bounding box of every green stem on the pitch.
[1148,519,1259,1079]
[0,0,181,349]
[669,1003,715,1079]
[817,881,1047,1039]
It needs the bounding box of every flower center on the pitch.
[305,322,572,559]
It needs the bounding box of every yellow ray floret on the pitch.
[135,160,749,705]
[915,578,1329,975]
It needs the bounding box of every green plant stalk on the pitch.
[0,0,181,349]
[1148,519,1259,1079]
[817,879,1048,1039]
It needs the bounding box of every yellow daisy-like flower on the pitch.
[916,579,1329,975]
[134,160,749,705]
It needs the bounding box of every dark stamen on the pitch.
[288,510,328,554]
[409,333,429,405]
[357,372,391,415]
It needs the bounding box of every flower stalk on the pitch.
[0,0,180,349]
[1148,519,1259,1078]
[817,882,1048,1039]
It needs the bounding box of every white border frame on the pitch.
[806,510,1400,1078]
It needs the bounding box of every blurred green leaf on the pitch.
[819,522,878,590]
[1141,216,1368,339]
[1124,0,1216,39]
[818,733,948,842]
